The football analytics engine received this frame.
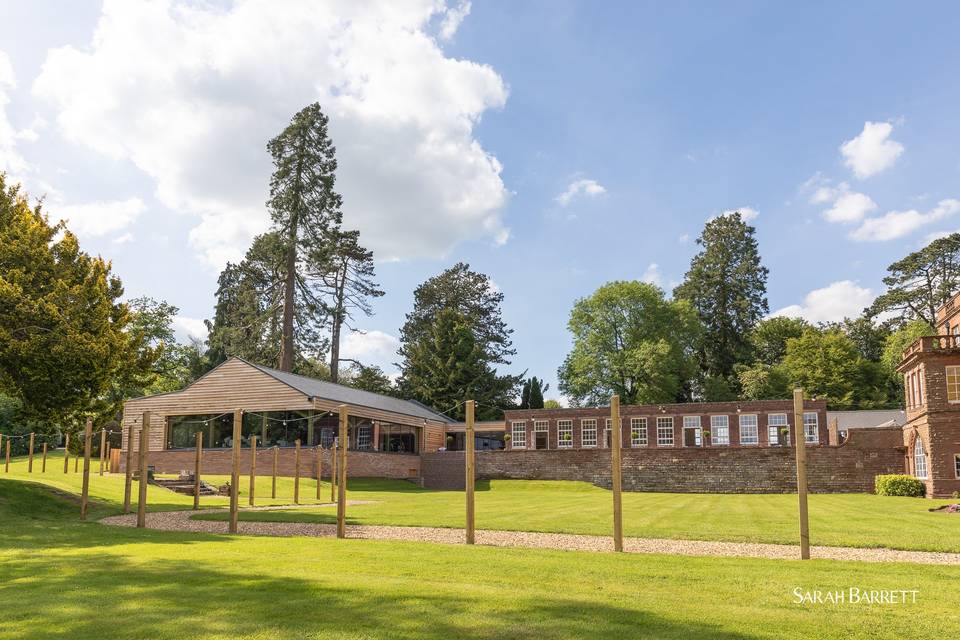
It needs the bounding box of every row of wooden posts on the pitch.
[2,390,811,559]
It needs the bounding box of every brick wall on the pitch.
[121,448,421,480]
[422,427,904,493]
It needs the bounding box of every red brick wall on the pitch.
[422,426,904,493]
[121,448,421,480]
[903,350,960,497]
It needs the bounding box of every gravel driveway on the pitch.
[99,508,960,565]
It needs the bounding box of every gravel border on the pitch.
[99,509,960,565]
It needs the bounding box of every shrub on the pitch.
[875,474,925,497]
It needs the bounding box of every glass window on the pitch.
[356,424,372,450]
[534,420,549,432]
[955,454,960,479]
[767,413,788,446]
[803,412,819,444]
[914,437,928,479]
[630,417,647,447]
[710,415,729,445]
[511,421,526,448]
[581,419,597,447]
[656,417,674,446]
[947,366,960,403]
[378,423,418,453]
[557,420,573,448]
[739,414,758,445]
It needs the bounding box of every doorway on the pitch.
[534,420,549,450]
[683,426,702,447]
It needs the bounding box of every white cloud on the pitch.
[840,121,904,179]
[641,263,662,286]
[771,281,874,323]
[113,232,134,244]
[342,329,400,368]
[555,178,607,207]
[440,1,471,40]
[711,206,759,223]
[678,233,689,243]
[850,199,960,242]
[172,315,208,343]
[33,0,509,267]
[0,49,29,180]
[56,197,146,238]
[823,191,877,224]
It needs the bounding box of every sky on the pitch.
[1,1,959,404]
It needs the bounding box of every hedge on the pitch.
[875,474,925,497]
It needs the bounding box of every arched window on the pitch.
[914,437,928,480]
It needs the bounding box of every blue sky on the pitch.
[2,1,959,403]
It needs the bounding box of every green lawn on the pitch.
[2,475,960,639]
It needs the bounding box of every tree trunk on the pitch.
[280,218,298,372]
[329,263,348,383]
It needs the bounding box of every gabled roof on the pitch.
[238,357,454,424]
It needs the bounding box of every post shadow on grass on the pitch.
[0,553,755,640]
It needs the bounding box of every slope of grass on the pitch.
[1,477,959,639]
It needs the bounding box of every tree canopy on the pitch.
[869,233,960,326]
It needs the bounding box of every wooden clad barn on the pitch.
[120,357,453,479]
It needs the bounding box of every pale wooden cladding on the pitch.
[121,358,448,453]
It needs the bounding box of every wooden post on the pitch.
[123,421,135,514]
[193,431,203,510]
[330,443,337,502]
[27,432,35,472]
[315,445,323,500]
[337,405,348,538]
[465,399,476,544]
[74,445,79,472]
[106,441,112,473]
[41,442,48,473]
[229,409,242,534]
[794,388,810,560]
[63,432,70,473]
[611,394,623,552]
[99,428,106,475]
[80,419,93,520]
[248,435,257,506]
[136,412,150,528]
[271,446,278,499]
[293,439,301,504]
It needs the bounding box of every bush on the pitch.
[875,474,925,497]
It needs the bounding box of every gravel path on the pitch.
[99,509,960,565]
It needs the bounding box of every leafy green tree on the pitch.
[340,363,396,397]
[869,233,960,326]
[736,363,791,400]
[822,315,892,362]
[520,380,531,409]
[519,376,550,409]
[0,175,145,428]
[749,316,809,366]
[674,212,769,386]
[400,309,518,421]
[267,103,344,371]
[543,399,562,409]
[881,320,935,380]
[558,281,701,406]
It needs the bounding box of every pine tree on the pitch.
[520,380,531,409]
[528,376,548,409]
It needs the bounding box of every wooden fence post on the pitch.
[465,399,476,545]
[316,445,323,500]
[293,439,301,504]
[248,435,257,506]
[229,409,242,534]
[81,419,93,520]
[337,404,348,538]
[63,432,70,473]
[271,446,278,499]
[794,388,810,560]
[193,431,203,510]
[41,442,48,473]
[330,443,337,503]
[74,444,79,473]
[123,421,135,514]
[28,432,35,473]
[99,429,107,476]
[611,394,623,552]
[136,412,150,528]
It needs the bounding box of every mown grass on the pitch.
[1,476,959,639]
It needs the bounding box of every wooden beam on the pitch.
[229,409,242,533]
[294,439,301,504]
[793,388,810,560]
[248,435,257,506]
[63,432,70,473]
[99,429,106,476]
[611,394,623,552]
[41,442,48,473]
[136,412,150,528]
[271,446,278,499]
[330,443,336,503]
[315,445,322,500]
[123,421,134,513]
[465,399,476,545]
[27,432,34,473]
[81,419,93,520]
[193,431,203,510]
[337,405,347,538]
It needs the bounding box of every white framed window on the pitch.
[739,414,758,445]
[947,366,960,403]
[656,417,674,447]
[581,419,598,447]
[710,415,729,445]
[682,416,701,446]
[534,420,549,432]
[914,437,928,479]
[557,420,573,448]
[511,421,526,449]
[767,413,788,446]
[631,417,647,447]
[955,454,960,479]
[357,425,372,449]
[803,412,819,444]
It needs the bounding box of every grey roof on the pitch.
[827,410,906,430]
[239,358,454,424]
